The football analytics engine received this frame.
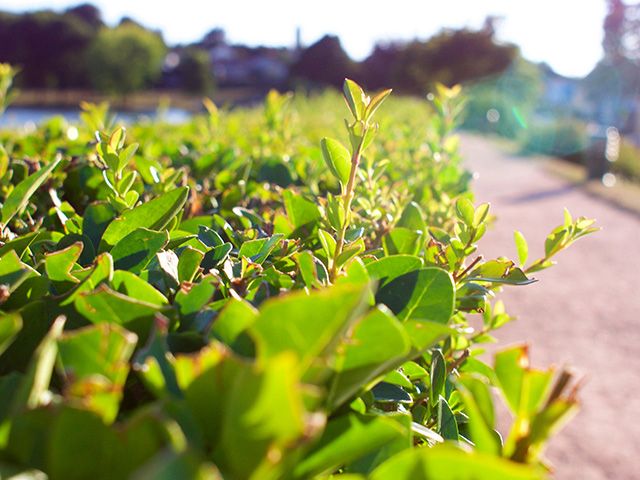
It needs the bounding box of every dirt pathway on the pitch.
[460,134,640,480]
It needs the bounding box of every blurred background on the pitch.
[0,2,639,479]
[0,0,639,185]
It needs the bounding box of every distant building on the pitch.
[539,64,588,116]
[581,58,640,135]
[196,29,293,88]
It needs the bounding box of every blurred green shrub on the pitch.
[87,22,166,95]
[462,59,542,139]
[612,137,640,182]
[520,118,588,164]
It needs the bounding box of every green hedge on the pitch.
[0,72,596,479]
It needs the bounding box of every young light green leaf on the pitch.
[473,203,491,227]
[343,78,368,120]
[321,137,352,187]
[455,198,475,226]
[513,231,528,267]
[365,88,392,121]
[318,228,337,259]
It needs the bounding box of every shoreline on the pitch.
[11,87,268,112]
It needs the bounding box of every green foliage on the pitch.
[0,9,97,89]
[0,77,597,478]
[87,23,167,95]
[612,136,640,182]
[520,118,588,162]
[173,47,215,94]
[0,63,17,116]
[463,59,542,138]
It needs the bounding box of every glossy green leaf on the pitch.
[201,242,232,270]
[430,349,446,407]
[457,375,501,455]
[455,198,475,226]
[494,346,527,414]
[210,297,258,346]
[57,323,137,423]
[62,253,113,305]
[372,382,412,404]
[111,228,169,274]
[321,137,352,186]
[0,231,48,258]
[318,228,337,258]
[197,226,223,248]
[370,444,545,480]
[111,270,167,306]
[82,202,117,251]
[178,247,204,283]
[467,260,535,286]
[1,154,62,224]
[526,399,578,461]
[328,306,411,409]
[403,320,452,352]
[296,250,321,288]
[495,345,556,419]
[99,186,189,250]
[283,190,321,232]
[343,78,367,120]
[175,279,215,320]
[75,285,161,339]
[251,284,369,377]
[0,312,22,356]
[397,202,426,232]
[0,250,38,293]
[382,228,422,256]
[44,242,82,283]
[365,88,392,121]
[238,234,283,264]
[514,231,528,267]
[473,203,491,227]
[216,353,307,479]
[376,268,455,323]
[12,316,65,411]
[438,396,459,440]
[366,255,423,288]
[294,413,409,479]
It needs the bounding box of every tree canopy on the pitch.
[87,23,166,95]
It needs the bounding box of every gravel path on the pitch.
[460,134,640,480]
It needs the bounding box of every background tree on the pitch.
[462,57,542,137]
[87,23,166,95]
[356,22,517,95]
[291,35,357,88]
[0,9,96,88]
[174,47,214,94]
[65,3,103,29]
[582,1,640,129]
[389,26,517,94]
[358,43,402,90]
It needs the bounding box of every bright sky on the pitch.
[1,0,607,77]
